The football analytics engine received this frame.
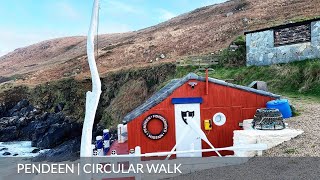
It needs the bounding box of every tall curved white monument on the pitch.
[80,0,101,157]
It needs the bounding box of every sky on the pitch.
[0,0,227,57]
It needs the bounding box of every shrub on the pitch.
[218,35,246,67]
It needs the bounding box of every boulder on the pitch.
[46,112,65,124]
[35,112,49,121]
[11,105,34,117]
[2,152,11,156]
[0,116,19,127]
[0,147,8,151]
[8,99,29,116]
[31,148,40,153]
[17,117,29,127]
[30,121,50,146]
[0,126,19,141]
[20,121,45,142]
[34,137,81,162]
[36,123,71,149]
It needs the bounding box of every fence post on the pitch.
[118,124,123,143]
[103,129,110,155]
[96,136,104,156]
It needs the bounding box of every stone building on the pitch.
[245,18,320,66]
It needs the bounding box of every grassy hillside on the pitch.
[176,59,320,100]
[1,0,319,85]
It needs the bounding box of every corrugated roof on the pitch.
[123,73,280,123]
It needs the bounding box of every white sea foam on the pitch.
[0,141,49,157]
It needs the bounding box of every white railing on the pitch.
[104,143,267,158]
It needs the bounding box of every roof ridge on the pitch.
[123,73,280,123]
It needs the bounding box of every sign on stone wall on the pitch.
[274,24,311,46]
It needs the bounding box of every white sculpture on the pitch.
[80,0,101,157]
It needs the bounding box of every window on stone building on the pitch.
[274,23,311,46]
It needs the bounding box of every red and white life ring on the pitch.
[142,114,168,140]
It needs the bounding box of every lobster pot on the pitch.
[95,136,104,156]
[103,129,110,155]
[252,108,285,130]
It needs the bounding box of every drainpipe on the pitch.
[206,68,209,95]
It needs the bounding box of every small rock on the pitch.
[226,12,234,17]
[2,152,11,156]
[229,44,239,51]
[13,153,18,156]
[17,117,28,127]
[54,103,65,113]
[31,148,40,153]
[0,147,8,151]
[160,54,165,59]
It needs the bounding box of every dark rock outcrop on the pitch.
[0,99,83,159]
[35,122,81,149]
[33,137,81,162]
[0,126,19,141]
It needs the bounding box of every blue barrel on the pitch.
[266,99,292,118]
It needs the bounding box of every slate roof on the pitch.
[244,17,320,35]
[123,73,280,123]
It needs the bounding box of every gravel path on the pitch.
[263,98,320,157]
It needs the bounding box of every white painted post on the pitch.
[135,146,141,157]
[80,0,102,157]
[96,136,104,156]
[103,129,110,155]
[118,124,123,143]
[123,124,128,142]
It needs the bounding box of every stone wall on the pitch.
[246,20,320,66]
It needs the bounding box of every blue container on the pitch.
[266,99,292,118]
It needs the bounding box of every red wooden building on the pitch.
[122,73,280,157]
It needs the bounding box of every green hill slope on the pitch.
[177,59,320,99]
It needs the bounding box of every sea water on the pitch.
[0,141,49,157]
